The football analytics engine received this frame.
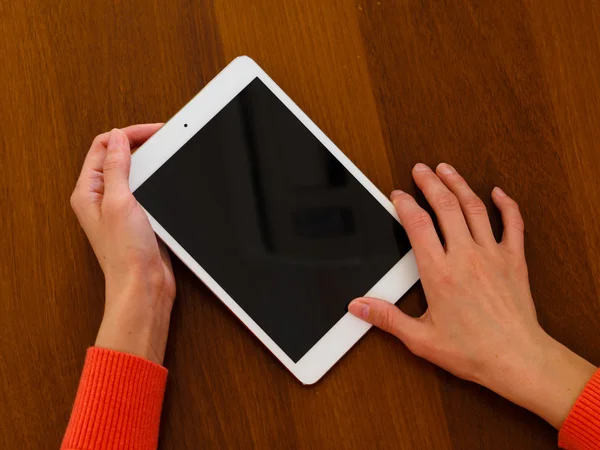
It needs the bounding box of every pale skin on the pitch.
[347,163,596,428]
[71,125,596,430]
[71,124,175,365]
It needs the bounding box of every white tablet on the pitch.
[130,56,419,384]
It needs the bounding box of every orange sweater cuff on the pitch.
[559,367,600,450]
[62,347,168,450]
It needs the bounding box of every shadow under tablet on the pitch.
[134,78,411,362]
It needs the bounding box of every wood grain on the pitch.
[0,0,599,448]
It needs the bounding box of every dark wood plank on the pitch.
[356,1,600,448]
[525,1,600,348]
[0,0,599,449]
[0,0,224,448]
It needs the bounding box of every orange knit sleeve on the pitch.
[61,347,168,450]
[559,368,600,450]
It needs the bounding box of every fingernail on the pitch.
[349,300,370,319]
[437,163,455,175]
[107,128,124,150]
[493,186,507,196]
[413,163,430,172]
[390,190,404,200]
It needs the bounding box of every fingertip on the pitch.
[145,122,164,131]
[436,162,456,175]
[348,298,370,319]
[493,186,507,197]
[492,187,510,208]
[413,163,430,173]
[120,123,164,148]
[107,128,127,151]
[103,128,132,191]
[390,189,405,201]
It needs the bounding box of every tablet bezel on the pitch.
[130,56,420,384]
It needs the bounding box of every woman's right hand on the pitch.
[349,163,596,428]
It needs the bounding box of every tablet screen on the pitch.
[134,78,411,362]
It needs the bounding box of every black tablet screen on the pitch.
[134,78,411,362]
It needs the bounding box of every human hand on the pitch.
[71,125,176,365]
[349,163,596,428]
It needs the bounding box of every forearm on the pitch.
[477,328,597,429]
[526,337,596,428]
[96,278,174,365]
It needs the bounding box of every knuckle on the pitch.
[462,196,487,216]
[467,254,485,277]
[103,153,122,172]
[505,197,520,212]
[510,254,528,272]
[501,198,524,231]
[434,266,455,286]
[70,190,82,211]
[463,246,480,261]
[379,307,396,333]
[406,211,433,232]
[92,132,107,147]
[435,192,460,211]
[103,194,132,215]
[509,218,525,232]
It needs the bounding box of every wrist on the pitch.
[531,335,596,428]
[477,328,596,428]
[96,278,174,365]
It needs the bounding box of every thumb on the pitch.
[103,128,131,196]
[349,297,428,349]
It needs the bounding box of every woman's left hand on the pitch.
[70,124,176,364]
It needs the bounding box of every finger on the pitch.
[492,187,525,254]
[71,133,110,221]
[412,163,472,247]
[79,123,163,185]
[98,123,163,149]
[391,190,445,265]
[349,297,430,354]
[76,132,109,190]
[71,124,163,217]
[435,163,496,248]
[103,129,132,197]
[78,122,162,180]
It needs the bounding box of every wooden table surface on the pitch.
[2,1,600,448]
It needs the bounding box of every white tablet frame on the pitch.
[129,56,420,384]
